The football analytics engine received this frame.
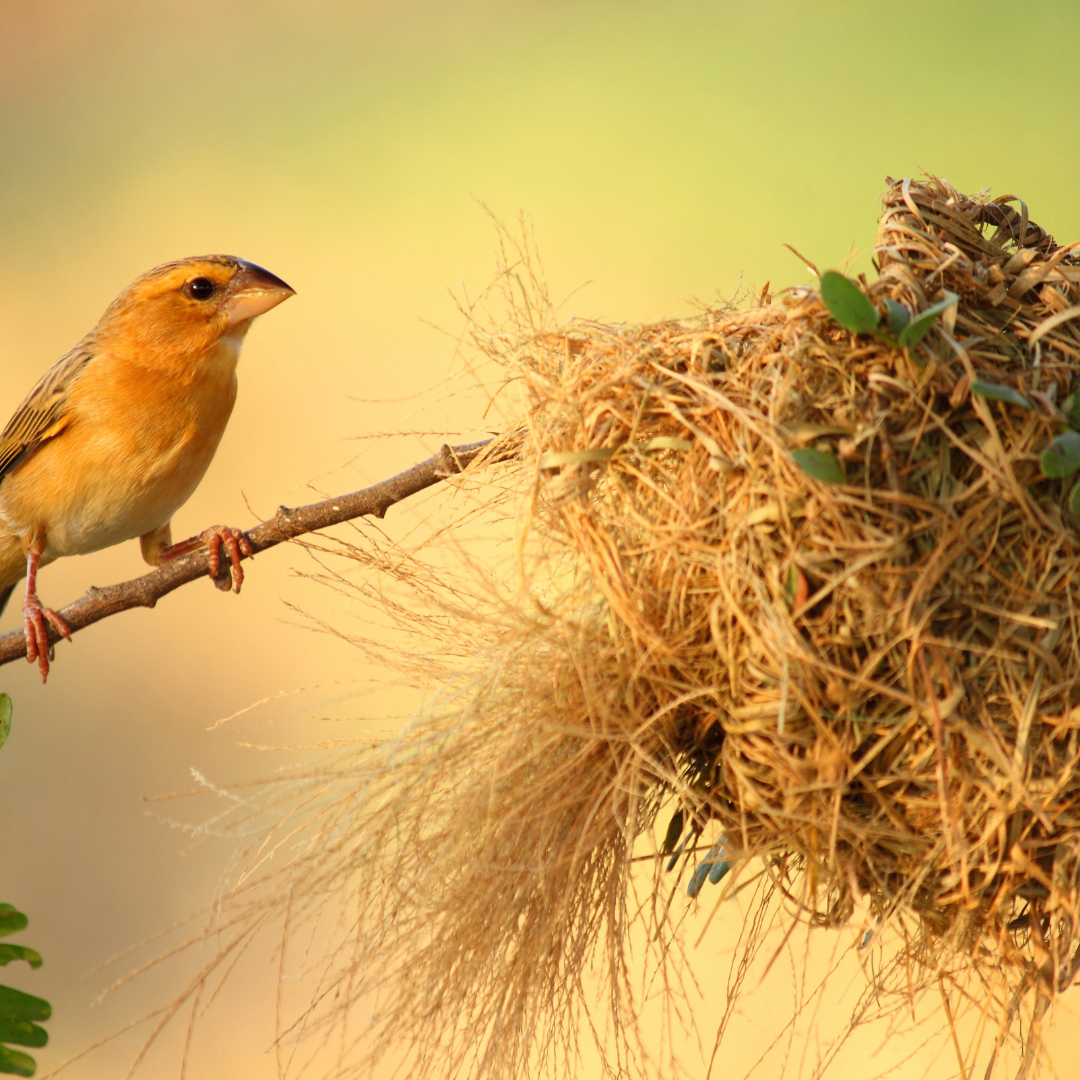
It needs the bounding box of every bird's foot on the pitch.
[204,526,252,593]
[23,593,71,682]
[161,526,252,593]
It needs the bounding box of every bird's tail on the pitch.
[0,584,14,619]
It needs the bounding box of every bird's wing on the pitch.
[0,345,95,484]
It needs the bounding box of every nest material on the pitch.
[504,176,1080,1064]
[157,177,1080,1080]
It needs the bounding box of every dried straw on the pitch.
[124,177,1080,1080]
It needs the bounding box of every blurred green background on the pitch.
[1,1,1079,1076]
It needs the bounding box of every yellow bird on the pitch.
[0,256,294,680]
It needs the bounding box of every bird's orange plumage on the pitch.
[0,255,294,679]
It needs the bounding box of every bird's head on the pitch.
[94,255,295,370]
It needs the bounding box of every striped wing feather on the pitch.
[0,346,93,484]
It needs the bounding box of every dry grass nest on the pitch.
[142,177,1080,1080]
[518,177,1080,951]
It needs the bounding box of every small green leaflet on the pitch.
[884,298,910,338]
[0,948,40,972]
[687,862,711,897]
[0,988,49,1023]
[1062,394,1080,429]
[0,696,9,754]
[708,859,731,885]
[819,269,958,346]
[665,837,686,873]
[689,843,729,896]
[0,1044,36,1078]
[661,809,684,856]
[1041,431,1080,479]
[0,912,26,942]
[1069,480,1080,515]
[971,382,1031,408]
[0,904,48,1077]
[0,1020,46,1050]
[897,292,958,347]
[820,272,880,334]
[792,449,843,484]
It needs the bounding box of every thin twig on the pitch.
[0,439,498,667]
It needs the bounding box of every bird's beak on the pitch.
[223,260,295,327]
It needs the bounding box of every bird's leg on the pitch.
[158,526,253,594]
[22,540,71,682]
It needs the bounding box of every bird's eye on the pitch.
[185,277,215,301]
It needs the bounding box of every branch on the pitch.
[0,439,498,668]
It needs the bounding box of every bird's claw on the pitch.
[23,594,71,682]
[202,526,253,593]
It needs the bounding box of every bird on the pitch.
[0,255,294,681]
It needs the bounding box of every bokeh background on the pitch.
[1,1,1079,1077]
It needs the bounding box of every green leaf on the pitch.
[0,988,49,1023]
[971,382,1031,408]
[820,271,880,334]
[1041,431,1080,479]
[708,859,731,885]
[0,1020,46,1050]
[1069,480,1080,515]
[0,950,40,972]
[791,448,844,484]
[0,1044,36,1077]
[687,862,711,898]
[0,696,9,753]
[661,809,684,856]
[883,298,910,338]
[0,914,27,942]
[897,291,959,347]
[1062,394,1080,428]
[665,837,686,873]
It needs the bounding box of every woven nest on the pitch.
[476,175,1080,1073]
[163,177,1080,1080]
[522,175,1080,931]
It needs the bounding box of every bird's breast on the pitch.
[0,342,241,558]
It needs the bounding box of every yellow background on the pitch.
[0,1,1078,1076]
